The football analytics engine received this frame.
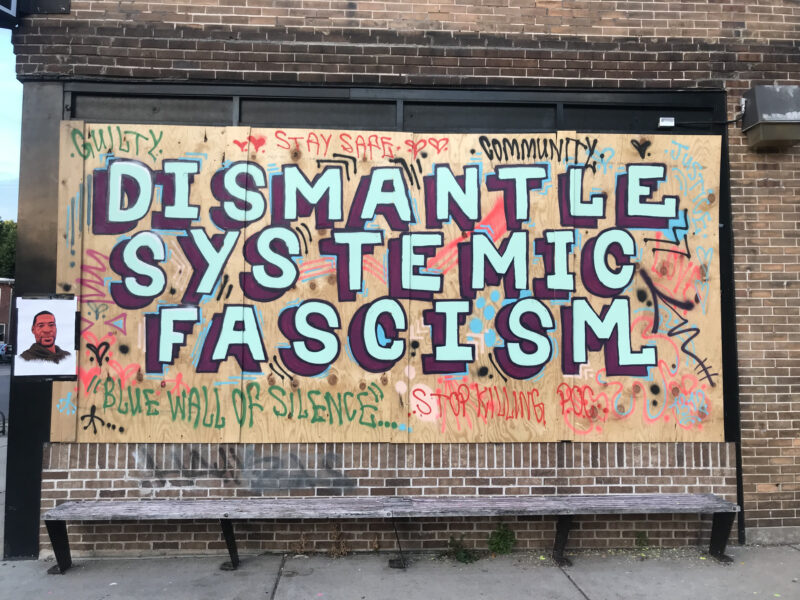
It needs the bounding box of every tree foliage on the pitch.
[0,220,16,279]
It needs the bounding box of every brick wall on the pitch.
[728,120,800,542]
[10,0,800,551]
[0,282,12,342]
[40,442,736,556]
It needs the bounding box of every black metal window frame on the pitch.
[63,83,729,134]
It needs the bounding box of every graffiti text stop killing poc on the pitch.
[89,158,682,381]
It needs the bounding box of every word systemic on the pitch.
[97,155,681,381]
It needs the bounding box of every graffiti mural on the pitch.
[52,123,723,443]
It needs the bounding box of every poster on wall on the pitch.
[50,122,723,443]
[15,296,77,378]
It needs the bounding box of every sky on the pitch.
[0,28,21,222]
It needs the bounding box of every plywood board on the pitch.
[237,128,409,444]
[50,121,89,442]
[66,125,252,444]
[51,124,723,443]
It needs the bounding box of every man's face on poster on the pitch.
[32,313,57,349]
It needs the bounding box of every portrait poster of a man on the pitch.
[15,297,77,378]
[20,311,71,363]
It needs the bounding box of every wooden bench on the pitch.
[44,493,739,574]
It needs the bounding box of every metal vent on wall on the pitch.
[742,85,800,150]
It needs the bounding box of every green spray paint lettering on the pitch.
[103,377,117,410]
[232,382,264,428]
[324,391,357,426]
[71,128,94,159]
[269,385,288,417]
[144,389,159,416]
[266,385,383,429]
[357,391,377,428]
[168,386,228,429]
[308,390,327,424]
[101,380,158,418]
[245,382,264,427]
[167,389,186,421]
[117,385,143,416]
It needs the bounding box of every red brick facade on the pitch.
[10,1,800,554]
[40,442,736,554]
[0,280,13,343]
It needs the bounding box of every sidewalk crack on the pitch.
[558,565,591,600]
[269,553,288,600]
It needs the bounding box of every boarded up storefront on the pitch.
[54,125,722,446]
[16,0,800,557]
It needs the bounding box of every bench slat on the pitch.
[44,494,738,522]
[392,494,739,517]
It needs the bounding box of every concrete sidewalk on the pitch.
[2,437,799,599]
[0,545,798,600]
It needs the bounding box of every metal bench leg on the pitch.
[709,512,735,563]
[553,516,573,567]
[45,520,72,574]
[220,519,240,571]
[388,517,408,569]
